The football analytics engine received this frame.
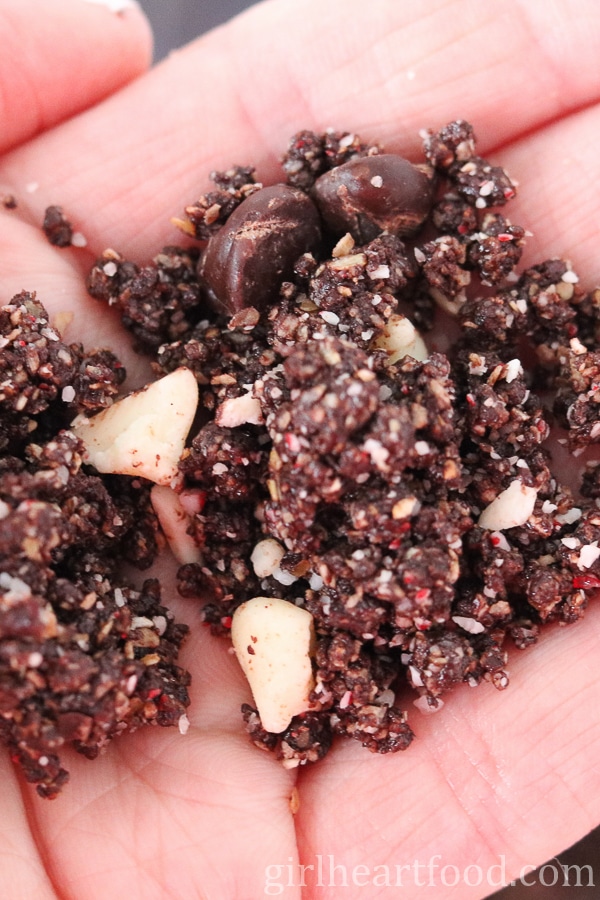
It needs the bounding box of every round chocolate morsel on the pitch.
[199,184,322,315]
[312,154,434,243]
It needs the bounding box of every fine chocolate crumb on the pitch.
[43,205,74,248]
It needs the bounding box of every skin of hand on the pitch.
[1,0,600,898]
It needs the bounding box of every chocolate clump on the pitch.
[199,184,322,315]
[312,154,434,242]
[43,206,73,248]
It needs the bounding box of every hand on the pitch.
[2,1,600,897]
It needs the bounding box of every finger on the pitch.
[295,605,600,897]
[132,556,271,734]
[0,0,152,155]
[0,756,56,898]
[491,103,600,278]
[7,557,300,899]
[24,562,301,899]
[1,0,600,257]
[26,728,300,900]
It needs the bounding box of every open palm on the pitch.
[2,1,600,897]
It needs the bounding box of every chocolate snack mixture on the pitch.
[85,120,600,766]
[4,120,600,793]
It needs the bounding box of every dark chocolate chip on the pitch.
[312,154,434,243]
[199,184,322,315]
[43,205,73,248]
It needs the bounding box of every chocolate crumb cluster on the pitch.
[19,117,600,781]
[84,120,600,767]
[0,293,190,797]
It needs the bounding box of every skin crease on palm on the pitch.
[2,0,600,897]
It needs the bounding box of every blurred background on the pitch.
[137,1,599,896]
[139,0,259,61]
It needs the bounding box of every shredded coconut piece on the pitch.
[364,438,389,468]
[339,690,353,709]
[503,358,522,383]
[577,542,600,571]
[0,574,32,602]
[408,665,424,687]
[452,615,486,635]
[561,268,579,284]
[216,393,263,427]
[555,507,582,525]
[369,264,390,279]
[71,232,88,248]
[178,714,190,735]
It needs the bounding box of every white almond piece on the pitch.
[373,314,428,364]
[72,367,198,485]
[231,597,315,734]
[150,485,201,564]
[478,479,538,531]
[251,538,285,578]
